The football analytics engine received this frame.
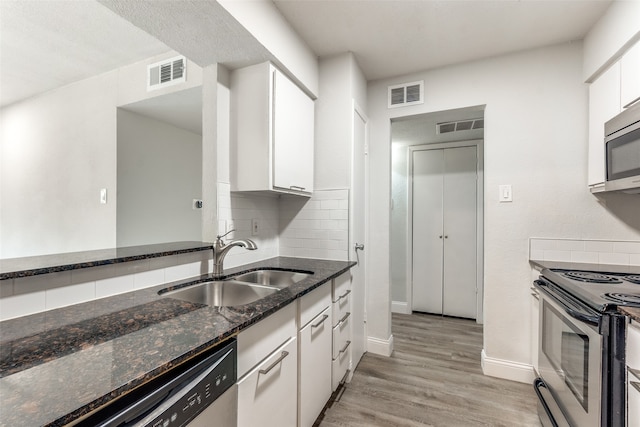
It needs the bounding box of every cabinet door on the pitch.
[621,39,640,109]
[237,337,297,427]
[272,69,314,194]
[299,307,332,427]
[588,63,621,187]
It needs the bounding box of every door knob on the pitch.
[355,243,364,251]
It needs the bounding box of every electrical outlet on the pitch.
[252,219,259,236]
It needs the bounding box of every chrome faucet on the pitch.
[213,230,257,275]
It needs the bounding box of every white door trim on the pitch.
[407,139,484,323]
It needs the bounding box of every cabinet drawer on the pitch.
[299,307,332,427]
[332,274,351,327]
[299,283,331,329]
[331,340,350,391]
[237,337,297,427]
[332,312,351,360]
[237,303,296,376]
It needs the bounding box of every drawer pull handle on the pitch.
[311,314,329,328]
[630,368,640,382]
[632,381,640,393]
[334,289,351,303]
[290,185,306,191]
[531,293,539,300]
[338,312,351,326]
[259,351,289,375]
[339,340,351,354]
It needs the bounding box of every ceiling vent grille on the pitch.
[147,56,186,91]
[388,81,424,108]
[437,118,484,134]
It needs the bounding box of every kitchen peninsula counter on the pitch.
[0,257,355,427]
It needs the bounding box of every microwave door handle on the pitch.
[534,280,600,326]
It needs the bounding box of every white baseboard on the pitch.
[391,301,411,314]
[481,349,535,384]
[367,334,394,357]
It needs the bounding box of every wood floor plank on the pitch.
[314,313,540,427]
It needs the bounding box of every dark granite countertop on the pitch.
[0,256,355,427]
[619,307,640,323]
[529,259,640,275]
[0,241,214,280]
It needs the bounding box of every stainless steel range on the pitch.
[533,268,640,427]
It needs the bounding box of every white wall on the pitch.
[367,42,640,381]
[0,51,204,258]
[116,109,202,246]
[0,71,119,258]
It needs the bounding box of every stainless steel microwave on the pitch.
[604,101,640,193]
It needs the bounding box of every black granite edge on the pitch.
[530,259,640,275]
[0,241,213,280]
[3,257,356,427]
[48,334,239,427]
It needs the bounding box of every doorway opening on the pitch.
[390,105,485,323]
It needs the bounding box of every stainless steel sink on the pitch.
[160,280,279,307]
[232,270,311,289]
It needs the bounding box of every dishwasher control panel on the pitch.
[141,342,237,427]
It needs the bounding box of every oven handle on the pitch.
[534,279,600,326]
[534,378,559,427]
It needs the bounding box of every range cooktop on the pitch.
[541,268,640,312]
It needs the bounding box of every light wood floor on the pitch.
[315,313,541,427]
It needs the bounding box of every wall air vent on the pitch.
[388,81,424,108]
[437,118,484,134]
[147,56,186,91]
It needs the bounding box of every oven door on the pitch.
[535,280,603,427]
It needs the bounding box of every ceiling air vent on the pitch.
[147,56,186,91]
[388,81,424,108]
[437,118,484,134]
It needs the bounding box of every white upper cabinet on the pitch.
[230,62,314,197]
[621,38,640,109]
[588,62,621,188]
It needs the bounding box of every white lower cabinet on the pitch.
[298,283,332,427]
[628,320,640,427]
[237,337,298,427]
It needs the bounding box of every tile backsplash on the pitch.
[0,187,352,321]
[529,238,640,266]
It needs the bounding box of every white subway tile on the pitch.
[321,200,341,210]
[330,210,349,220]
[598,252,630,265]
[149,254,179,270]
[570,251,599,263]
[96,275,135,298]
[46,282,95,310]
[134,268,166,289]
[0,291,46,320]
[630,254,640,266]
[585,241,614,253]
[554,240,585,252]
[530,239,555,251]
[0,280,13,297]
[612,241,640,254]
[165,262,205,283]
[15,271,72,294]
[529,249,544,260]
[543,250,571,262]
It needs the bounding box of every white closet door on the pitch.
[411,146,477,319]
[442,146,477,319]
[412,149,444,314]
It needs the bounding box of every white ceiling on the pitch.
[273,0,613,81]
[1,0,613,110]
[0,0,170,108]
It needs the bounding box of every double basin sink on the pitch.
[159,270,312,307]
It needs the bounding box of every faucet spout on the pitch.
[212,231,257,275]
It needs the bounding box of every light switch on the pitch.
[252,219,260,236]
[499,185,512,203]
[100,188,107,204]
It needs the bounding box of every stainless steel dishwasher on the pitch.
[77,339,237,427]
